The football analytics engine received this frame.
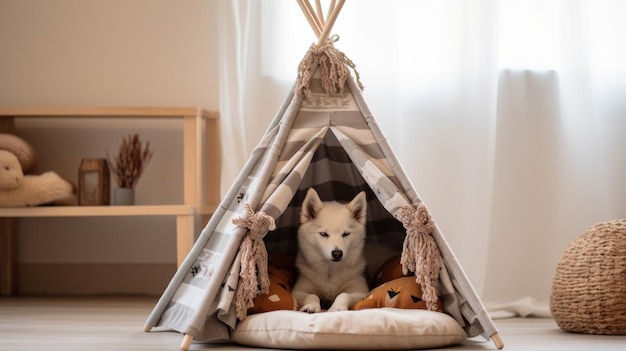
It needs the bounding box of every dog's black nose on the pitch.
[331,249,343,261]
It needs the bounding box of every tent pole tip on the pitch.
[180,334,193,351]
[491,332,504,349]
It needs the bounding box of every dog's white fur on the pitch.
[292,188,369,313]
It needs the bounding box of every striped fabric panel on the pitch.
[331,126,411,216]
[145,85,304,341]
[264,128,327,196]
[345,75,492,338]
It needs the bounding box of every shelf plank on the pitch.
[0,205,214,218]
[0,106,218,119]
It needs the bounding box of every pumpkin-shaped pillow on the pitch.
[370,254,413,288]
[249,254,298,314]
[352,276,442,311]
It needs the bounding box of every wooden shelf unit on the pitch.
[0,106,220,296]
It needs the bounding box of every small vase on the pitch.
[113,187,135,206]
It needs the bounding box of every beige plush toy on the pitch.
[0,133,76,207]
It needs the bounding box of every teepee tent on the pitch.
[145,1,503,350]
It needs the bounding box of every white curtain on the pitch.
[218,0,626,317]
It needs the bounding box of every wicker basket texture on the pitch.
[550,219,626,335]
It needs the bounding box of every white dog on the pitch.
[291,188,370,313]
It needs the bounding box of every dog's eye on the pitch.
[342,232,350,237]
[319,232,328,237]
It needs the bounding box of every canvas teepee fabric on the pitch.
[145,1,503,350]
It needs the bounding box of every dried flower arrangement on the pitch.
[108,134,153,189]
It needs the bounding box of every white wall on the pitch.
[0,0,219,294]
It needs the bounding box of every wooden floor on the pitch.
[1,296,625,351]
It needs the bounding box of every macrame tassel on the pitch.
[232,203,276,320]
[398,203,442,311]
[296,35,364,99]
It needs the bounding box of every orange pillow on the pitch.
[352,276,442,311]
[370,254,413,288]
[249,254,298,314]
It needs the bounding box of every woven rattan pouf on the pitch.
[550,219,626,335]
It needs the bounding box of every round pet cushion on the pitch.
[232,308,467,350]
[0,133,36,174]
[550,219,626,335]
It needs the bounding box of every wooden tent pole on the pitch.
[315,0,325,24]
[491,332,505,349]
[297,0,322,37]
[180,334,193,351]
[327,0,336,22]
[315,0,345,48]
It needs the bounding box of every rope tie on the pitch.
[398,203,442,311]
[232,203,276,320]
[296,35,364,99]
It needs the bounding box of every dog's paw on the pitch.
[299,303,321,313]
[328,293,357,312]
[327,304,349,312]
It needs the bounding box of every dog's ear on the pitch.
[347,191,367,224]
[300,188,324,223]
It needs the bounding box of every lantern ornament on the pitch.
[78,158,110,206]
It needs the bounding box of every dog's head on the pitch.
[298,188,367,263]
